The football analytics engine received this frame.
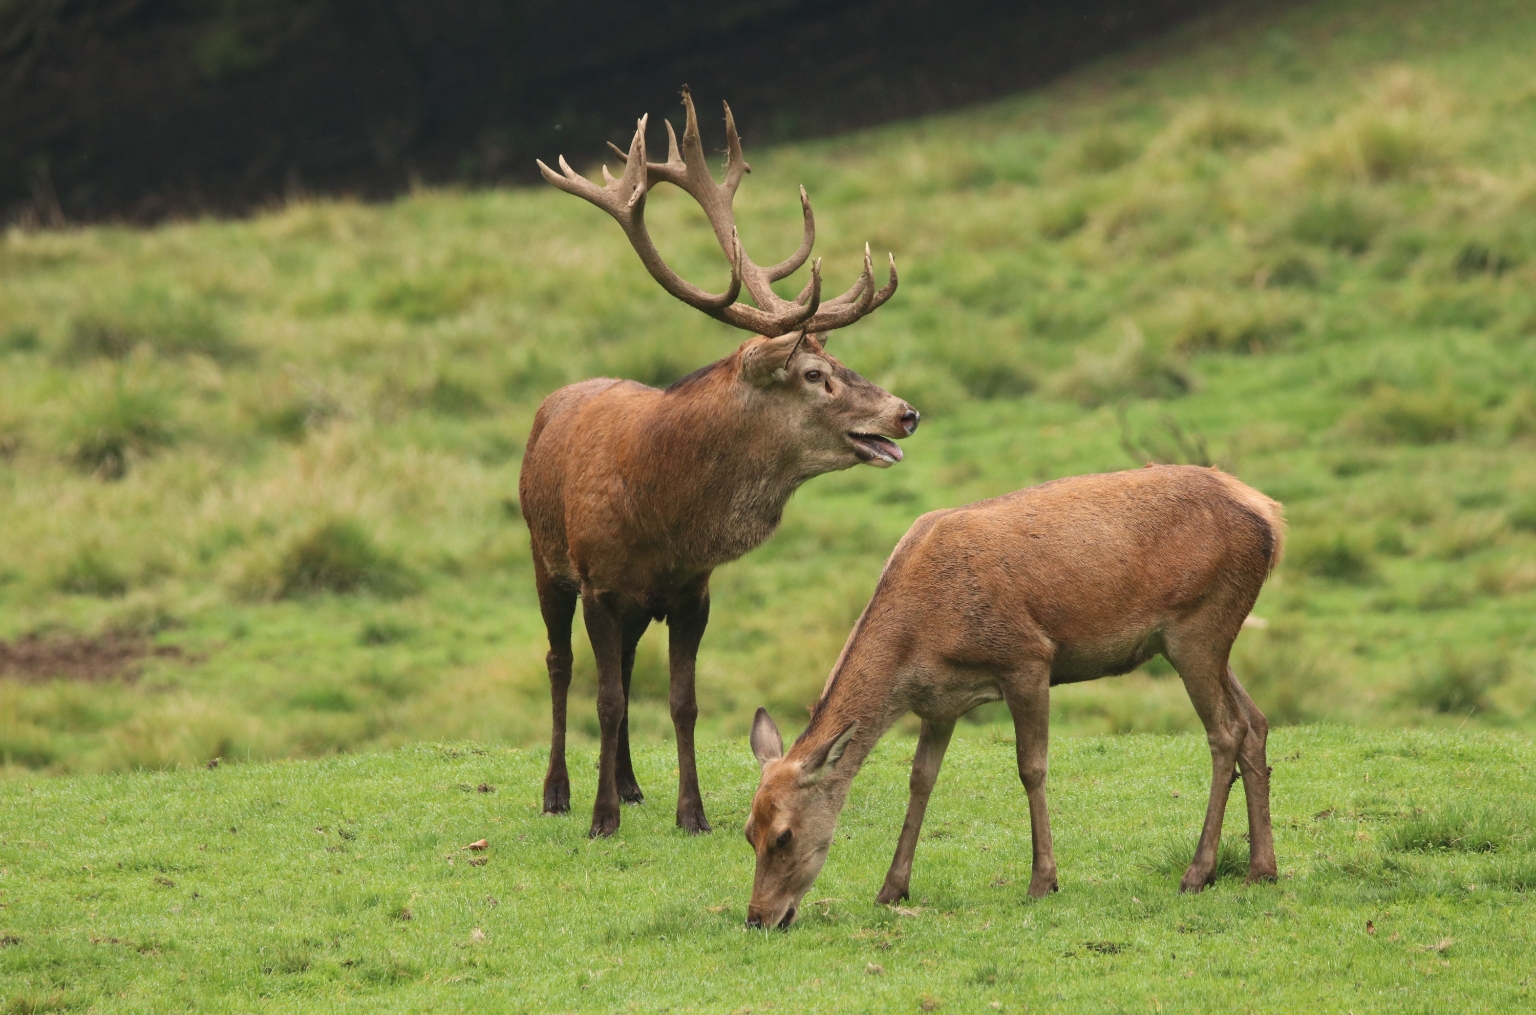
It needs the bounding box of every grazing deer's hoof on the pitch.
[875,883,909,905]
[1245,865,1279,885]
[677,812,712,834]
[542,782,570,815]
[589,813,620,838]
[618,785,645,805]
[1026,876,1059,899]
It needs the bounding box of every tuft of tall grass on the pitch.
[1290,531,1374,583]
[1386,805,1513,853]
[1171,103,1281,154]
[1168,291,1305,355]
[1137,835,1248,883]
[1231,626,1334,725]
[1344,385,1478,445]
[62,375,176,479]
[1290,194,1380,254]
[64,288,245,362]
[274,519,419,600]
[56,545,130,598]
[1053,322,1193,407]
[1400,651,1508,715]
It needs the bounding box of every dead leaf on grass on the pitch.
[465,838,488,851]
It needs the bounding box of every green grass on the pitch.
[4,0,1536,774]
[2,726,1535,1012]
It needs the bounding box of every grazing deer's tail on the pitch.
[1212,470,1286,573]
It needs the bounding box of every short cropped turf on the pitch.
[2,726,1534,1013]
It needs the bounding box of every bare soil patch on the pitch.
[0,632,182,684]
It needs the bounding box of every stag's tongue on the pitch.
[853,433,903,463]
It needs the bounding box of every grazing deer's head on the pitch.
[538,88,917,468]
[743,709,859,929]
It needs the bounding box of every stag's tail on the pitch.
[1212,470,1286,573]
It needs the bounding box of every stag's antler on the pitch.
[537,87,897,338]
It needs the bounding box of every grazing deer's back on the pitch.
[871,466,1282,677]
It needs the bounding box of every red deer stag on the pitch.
[743,465,1284,928]
[525,88,918,838]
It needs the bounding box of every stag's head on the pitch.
[538,87,917,469]
[743,709,858,929]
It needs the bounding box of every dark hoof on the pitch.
[618,786,645,805]
[677,813,713,835]
[1179,871,1213,894]
[542,783,570,815]
[875,885,909,905]
[589,814,620,838]
[1026,879,1059,899]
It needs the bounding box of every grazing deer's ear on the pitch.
[750,707,784,767]
[798,721,858,786]
[740,332,805,387]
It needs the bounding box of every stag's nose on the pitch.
[745,913,764,929]
[778,906,797,929]
[900,408,920,436]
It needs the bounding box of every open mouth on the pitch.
[848,432,903,465]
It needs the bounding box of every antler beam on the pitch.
[537,86,896,338]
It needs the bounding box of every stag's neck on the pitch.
[640,372,815,566]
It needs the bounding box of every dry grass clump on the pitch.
[62,374,176,479]
[1167,290,1306,355]
[1343,385,1479,445]
[271,519,419,600]
[1400,651,1509,715]
[1299,69,1452,185]
[1168,102,1283,155]
[64,287,246,363]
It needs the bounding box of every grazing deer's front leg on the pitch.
[615,615,650,805]
[583,589,629,837]
[1168,638,1249,892]
[536,562,578,816]
[1003,665,1058,897]
[668,586,712,833]
[877,718,954,904]
[1228,667,1277,883]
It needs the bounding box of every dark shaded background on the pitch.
[1,0,1234,224]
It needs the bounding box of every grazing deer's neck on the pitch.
[791,590,911,791]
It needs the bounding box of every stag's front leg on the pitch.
[667,587,712,833]
[1229,667,1277,883]
[582,590,628,837]
[1003,665,1057,897]
[615,615,650,805]
[877,718,954,904]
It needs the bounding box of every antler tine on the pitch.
[804,248,899,333]
[606,141,629,162]
[763,185,816,282]
[721,101,750,197]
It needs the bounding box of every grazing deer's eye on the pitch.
[803,370,822,383]
[775,828,794,848]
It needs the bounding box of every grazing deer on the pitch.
[743,465,1284,928]
[524,88,917,838]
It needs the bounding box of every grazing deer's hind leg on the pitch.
[583,589,630,837]
[668,586,712,833]
[615,614,650,805]
[877,718,955,904]
[536,561,578,816]
[1166,635,1249,893]
[1229,668,1277,882]
[1002,663,1058,897]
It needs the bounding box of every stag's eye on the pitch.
[803,369,823,383]
[775,828,794,849]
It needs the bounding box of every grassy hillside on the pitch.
[3,0,1536,773]
[2,727,1535,1012]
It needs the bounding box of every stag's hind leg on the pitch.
[583,589,642,837]
[1229,668,1277,883]
[667,585,712,833]
[536,560,579,816]
[1165,632,1250,893]
[877,718,955,904]
[1002,663,1058,897]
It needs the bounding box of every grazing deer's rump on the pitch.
[524,87,915,838]
[744,466,1284,928]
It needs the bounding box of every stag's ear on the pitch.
[740,332,804,387]
[797,721,858,786]
[750,707,784,767]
